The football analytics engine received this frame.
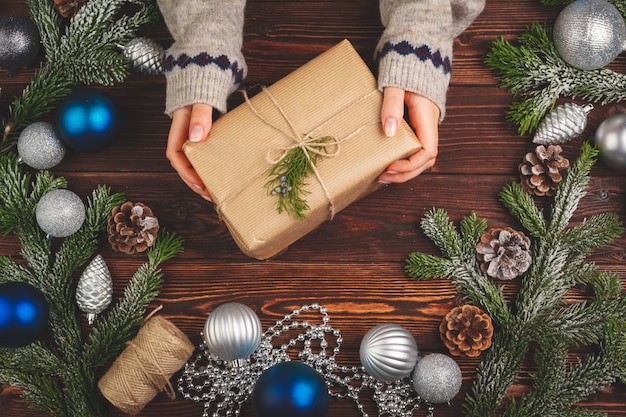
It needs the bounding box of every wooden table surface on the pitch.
[1,0,625,416]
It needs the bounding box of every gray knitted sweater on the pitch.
[157,0,484,120]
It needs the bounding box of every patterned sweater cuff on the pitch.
[377,41,452,121]
[162,52,245,115]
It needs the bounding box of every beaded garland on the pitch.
[179,304,440,417]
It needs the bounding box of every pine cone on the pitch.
[439,305,493,357]
[519,144,570,197]
[107,202,159,254]
[54,0,88,18]
[476,227,531,280]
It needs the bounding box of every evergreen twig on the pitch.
[485,23,626,135]
[0,155,184,417]
[266,136,333,220]
[405,143,625,416]
[1,0,160,153]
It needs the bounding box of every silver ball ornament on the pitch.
[553,0,626,70]
[203,302,262,361]
[412,353,462,404]
[17,121,67,169]
[359,323,418,382]
[595,113,626,169]
[35,189,86,237]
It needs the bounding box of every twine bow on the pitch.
[244,87,377,220]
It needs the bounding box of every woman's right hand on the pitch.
[166,103,214,201]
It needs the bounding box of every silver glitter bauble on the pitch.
[120,37,164,75]
[35,189,85,237]
[533,103,593,145]
[17,121,67,169]
[359,323,419,382]
[203,302,262,362]
[76,255,113,325]
[553,0,626,70]
[0,15,40,75]
[595,113,626,169]
[412,353,462,404]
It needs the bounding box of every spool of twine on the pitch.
[98,315,195,415]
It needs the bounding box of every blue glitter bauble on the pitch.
[0,282,49,348]
[252,362,329,417]
[57,89,120,152]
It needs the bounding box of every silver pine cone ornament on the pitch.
[120,37,164,75]
[533,103,593,145]
[476,227,532,281]
[76,255,113,324]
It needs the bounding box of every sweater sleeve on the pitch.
[156,0,247,115]
[376,0,484,120]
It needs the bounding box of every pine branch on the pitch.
[1,0,160,152]
[499,182,547,238]
[549,142,597,234]
[463,324,531,417]
[84,230,184,370]
[485,24,626,135]
[419,208,464,259]
[405,252,454,279]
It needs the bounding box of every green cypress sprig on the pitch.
[266,136,332,220]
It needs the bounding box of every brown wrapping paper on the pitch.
[183,39,421,259]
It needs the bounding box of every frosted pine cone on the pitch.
[107,202,159,254]
[440,305,493,357]
[54,0,88,18]
[519,144,570,197]
[476,227,532,280]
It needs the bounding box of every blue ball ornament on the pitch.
[0,282,49,348]
[57,89,120,152]
[252,361,329,417]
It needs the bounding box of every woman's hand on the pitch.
[378,86,440,184]
[166,103,214,201]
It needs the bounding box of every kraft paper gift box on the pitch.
[183,39,421,259]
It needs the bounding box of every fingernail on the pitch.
[386,170,399,175]
[202,195,213,202]
[189,125,204,142]
[384,118,398,137]
[378,180,391,184]
[193,183,203,191]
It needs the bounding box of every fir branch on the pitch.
[463,325,531,417]
[52,186,125,281]
[562,213,624,257]
[460,211,488,258]
[84,230,184,370]
[0,257,35,285]
[405,252,453,279]
[486,24,626,135]
[1,0,160,152]
[499,182,547,238]
[407,210,511,326]
[419,208,464,259]
[549,142,597,235]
